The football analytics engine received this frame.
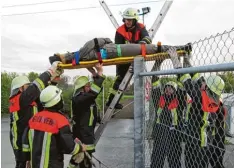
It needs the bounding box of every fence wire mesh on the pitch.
[140,28,234,168]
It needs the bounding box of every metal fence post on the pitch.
[134,57,145,168]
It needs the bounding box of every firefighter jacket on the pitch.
[115,23,152,44]
[152,81,187,127]
[179,73,226,147]
[71,74,105,153]
[9,72,51,152]
[22,110,82,168]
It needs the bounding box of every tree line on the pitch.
[1,71,134,116]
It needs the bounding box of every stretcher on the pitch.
[58,50,188,69]
[49,38,191,69]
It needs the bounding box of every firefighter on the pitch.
[9,61,63,168]
[68,63,105,168]
[106,7,152,109]
[168,48,226,168]
[150,79,186,168]
[22,85,87,168]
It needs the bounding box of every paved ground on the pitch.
[2,114,234,168]
[1,118,134,168]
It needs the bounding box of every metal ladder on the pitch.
[94,0,174,145]
[94,64,133,145]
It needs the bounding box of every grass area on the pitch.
[120,95,134,103]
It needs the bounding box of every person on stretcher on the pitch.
[49,38,192,66]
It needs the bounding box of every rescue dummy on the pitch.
[48,38,192,66]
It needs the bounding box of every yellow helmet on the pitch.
[205,75,225,96]
[122,8,139,20]
[165,81,178,91]
[74,76,89,91]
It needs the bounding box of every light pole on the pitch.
[138,7,151,25]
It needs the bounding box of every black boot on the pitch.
[106,93,123,109]
[15,161,26,168]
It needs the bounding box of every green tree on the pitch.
[96,76,114,113]
[219,72,234,93]
[27,72,39,82]
[1,72,18,114]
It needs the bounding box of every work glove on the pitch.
[73,152,85,163]
[47,61,64,81]
[167,47,182,69]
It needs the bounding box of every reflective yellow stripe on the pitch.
[152,81,161,88]
[109,88,117,95]
[201,112,209,147]
[33,106,38,115]
[44,133,52,168]
[28,129,34,167]
[212,128,216,136]
[156,108,162,124]
[185,103,191,122]
[33,78,45,92]
[142,37,152,44]
[192,73,200,81]
[12,112,19,149]
[86,144,95,151]
[22,144,30,152]
[179,74,191,83]
[71,143,80,155]
[171,108,178,126]
[70,100,73,119]
[91,83,101,93]
[89,106,94,126]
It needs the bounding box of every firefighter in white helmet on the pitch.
[106,7,152,109]
[9,61,63,168]
[22,85,86,168]
[168,47,226,168]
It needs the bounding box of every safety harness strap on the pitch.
[94,38,103,64]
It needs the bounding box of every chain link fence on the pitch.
[133,28,234,168]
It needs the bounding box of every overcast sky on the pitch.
[1,0,234,80]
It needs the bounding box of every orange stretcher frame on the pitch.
[58,50,187,69]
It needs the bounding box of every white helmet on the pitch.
[10,76,30,96]
[205,75,225,97]
[122,8,139,20]
[11,76,30,91]
[40,85,62,108]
